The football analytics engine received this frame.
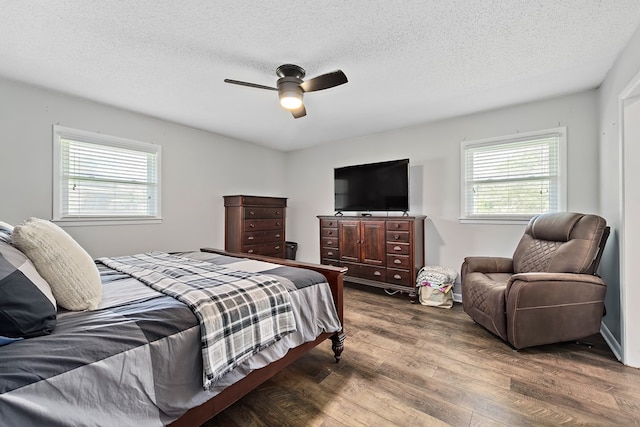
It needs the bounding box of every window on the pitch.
[53,126,161,225]
[460,127,566,223]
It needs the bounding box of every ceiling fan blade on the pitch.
[300,70,348,92]
[223,79,277,91]
[291,104,307,119]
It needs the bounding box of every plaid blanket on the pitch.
[98,251,296,389]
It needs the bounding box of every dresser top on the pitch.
[317,214,426,220]
[224,195,287,207]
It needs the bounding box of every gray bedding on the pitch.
[0,252,341,426]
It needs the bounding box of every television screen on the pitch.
[334,159,409,212]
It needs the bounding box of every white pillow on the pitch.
[12,218,102,311]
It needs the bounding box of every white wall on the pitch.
[0,77,287,257]
[285,90,600,296]
[598,24,640,363]
[0,77,603,298]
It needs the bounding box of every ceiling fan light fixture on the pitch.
[280,92,303,110]
[278,79,303,110]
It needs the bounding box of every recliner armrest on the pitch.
[504,272,607,349]
[505,272,606,302]
[461,256,513,281]
[509,272,606,286]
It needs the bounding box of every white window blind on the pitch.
[460,128,566,222]
[53,126,161,224]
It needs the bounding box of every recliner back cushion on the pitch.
[513,213,606,274]
[529,212,581,241]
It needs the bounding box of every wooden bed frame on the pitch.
[169,248,347,427]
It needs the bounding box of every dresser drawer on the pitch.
[243,230,283,245]
[322,237,338,248]
[244,218,284,231]
[386,242,410,255]
[260,247,286,258]
[386,221,410,231]
[321,259,341,267]
[240,196,286,207]
[387,254,410,269]
[343,262,386,282]
[244,207,285,219]
[322,247,339,260]
[321,227,338,238]
[386,231,409,243]
[244,242,284,256]
[321,219,339,228]
[386,268,413,287]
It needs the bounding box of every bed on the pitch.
[0,246,346,426]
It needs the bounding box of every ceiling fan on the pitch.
[224,64,348,118]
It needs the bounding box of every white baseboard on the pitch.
[453,292,462,303]
[600,321,622,362]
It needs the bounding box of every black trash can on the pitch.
[285,241,298,260]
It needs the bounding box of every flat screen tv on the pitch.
[334,159,409,213]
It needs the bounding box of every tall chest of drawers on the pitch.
[224,195,287,258]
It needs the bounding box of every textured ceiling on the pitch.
[1,1,640,151]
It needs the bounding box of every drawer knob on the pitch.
[328,230,333,235]
[394,259,401,264]
[249,223,255,228]
[275,246,280,250]
[276,222,281,226]
[394,274,402,280]
[248,236,254,240]
[329,222,334,226]
[327,241,333,246]
[394,224,400,229]
[275,234,281,238]
[276,211,281,215]
[248,249,254,253]
[327,251,334,256]
[374,271,382,276]
[249,211,255,216]
[394,234,399,240]
[394,246,401,251]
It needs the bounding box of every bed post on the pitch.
[331,332,346,362]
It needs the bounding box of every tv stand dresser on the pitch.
[318,215,425,299]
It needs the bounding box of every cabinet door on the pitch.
[361,221,386,265]
[338,220,361,263]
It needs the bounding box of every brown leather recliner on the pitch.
[461,212,609,349]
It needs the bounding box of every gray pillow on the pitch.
[0,241,57,340]
[12,218,102,311]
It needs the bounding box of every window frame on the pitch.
[52,125,162,226]
[459,127,567,224]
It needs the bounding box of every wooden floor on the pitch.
[204,284,640,426]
